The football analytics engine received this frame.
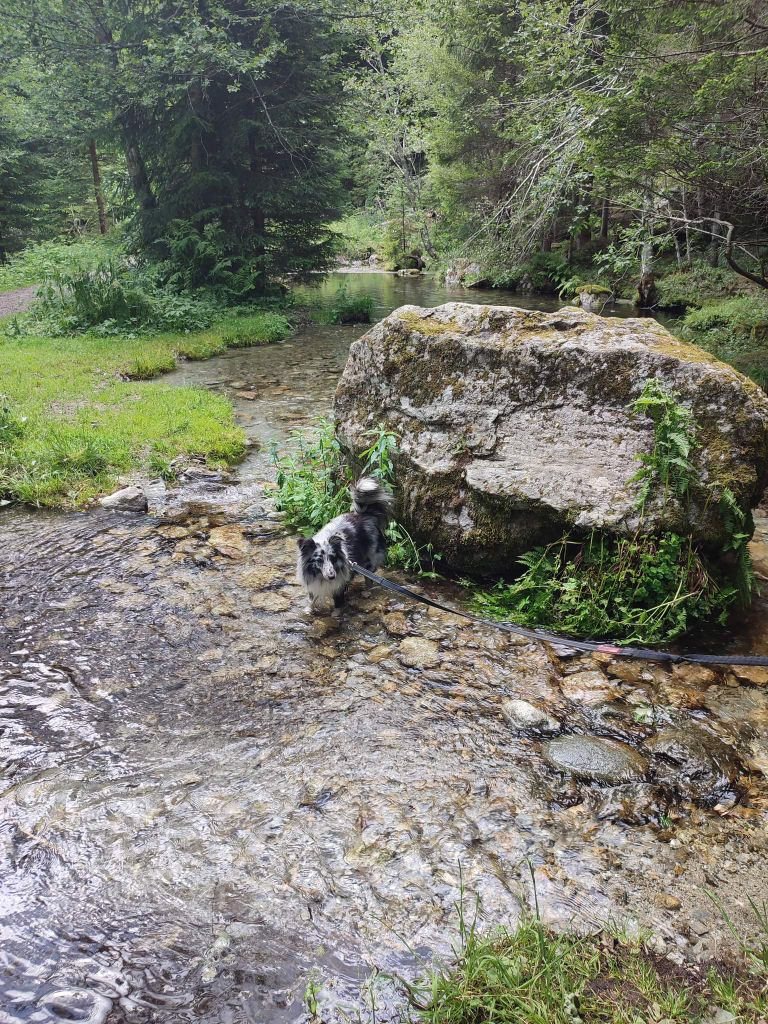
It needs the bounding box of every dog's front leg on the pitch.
[333,587,348,608]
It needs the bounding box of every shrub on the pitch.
[26,260,221,336]
[679,296,768,387]
[158,219,266,300]
[311,285,375,325]
[656,263,753,309]
[470,532,736,645]
[0,235,123,291]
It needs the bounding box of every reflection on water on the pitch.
[1,274,766,1023]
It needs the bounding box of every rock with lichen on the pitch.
[334,302,768,574]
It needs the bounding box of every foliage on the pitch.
[270,419,438,573]
[630,378,697,507]
[311,285,375,325]
[330,211,386,262]
[470,532,736,645]
[469,377,752,643]
[656,264,754,310]
[409,911,768,1024]
[157,220,268,301]
[26,261,222,335]
[0,310,290,507]
[0,235,122,291]
[680,297,768,389]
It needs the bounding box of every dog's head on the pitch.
[297,534,346,581]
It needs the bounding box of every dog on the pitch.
[296,477,393,613]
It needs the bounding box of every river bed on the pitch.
[1,275,767,1023]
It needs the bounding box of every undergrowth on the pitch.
[309,284,375,325]
[680,296,768,388]
[270,419,439,573]
[470,532,735,644]
[0,235,122,291]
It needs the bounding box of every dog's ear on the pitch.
[329,533,344,551]
[297,537,316,554]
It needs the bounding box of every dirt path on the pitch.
[0,285,37,317]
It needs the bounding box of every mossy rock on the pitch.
[335,302,768,575]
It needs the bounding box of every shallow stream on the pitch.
[1,275,767,1023]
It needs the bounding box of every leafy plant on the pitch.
[469,532,736,645]
[25,260,221,336]
[311,285,375,325]
[630,378,697,507]
[270,419,439,573]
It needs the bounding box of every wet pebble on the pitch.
[501,698,560,734]
[559,669,619,705]
[251,591,292,613]
[398,637,441,669]
[643,727,741,804]
[542,735,649,784]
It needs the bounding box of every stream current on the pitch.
[1,274,767,1023]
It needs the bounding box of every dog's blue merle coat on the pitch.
[296,478,392,610]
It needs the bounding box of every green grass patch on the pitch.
[0,310,290,507]
[0,235,123,291]
[656,262,753,310]
[405,915,768,1024]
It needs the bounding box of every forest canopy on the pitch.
[0,0,767,299]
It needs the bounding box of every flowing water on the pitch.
[2,274,768,1023]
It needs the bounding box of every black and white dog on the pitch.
[296,477,393,613]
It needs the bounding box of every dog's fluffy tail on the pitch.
[350,476,393,526]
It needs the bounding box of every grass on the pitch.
[404,914,768,1024]
[306,284,375,325]
[0,234,123,291]
[0,310,291,506]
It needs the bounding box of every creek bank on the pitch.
[4,277,768,1021]
[335,302,768,575]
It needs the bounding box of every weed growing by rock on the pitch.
[270,419,439,573]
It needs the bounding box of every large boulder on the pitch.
[334,303,768,574]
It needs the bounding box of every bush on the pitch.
[470,532,736,645]
[680,296,768,387]
[0,235,123,291]
[311,285,375,325]
[158,219,266,300]
[656,263,753,309]
[26,260,221,336]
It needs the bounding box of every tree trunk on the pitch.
[89,138,108,235]
[709,206,721,267]
[599,197,610,241]
[123,132,156,214]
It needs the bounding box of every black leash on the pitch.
[349,562,768,668]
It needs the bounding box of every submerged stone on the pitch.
[335,302,768,573]
[644,727,741,804]
[542,734,649,784]
[501,698,560,734]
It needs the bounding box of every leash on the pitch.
[349,562,768,667]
